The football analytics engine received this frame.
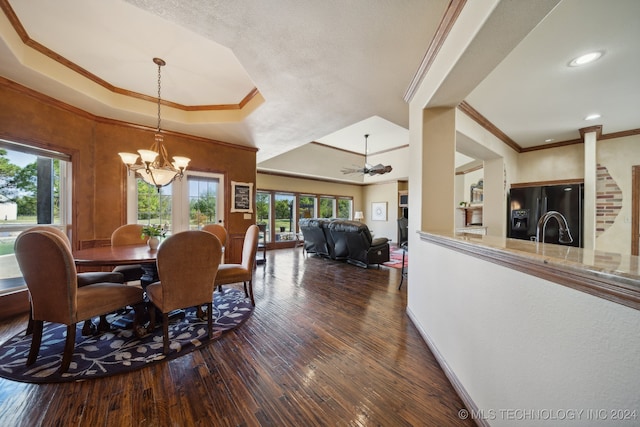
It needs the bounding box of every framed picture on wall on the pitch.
[231,181,253,213]
[371,202,387,221]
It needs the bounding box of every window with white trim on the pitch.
[0,140,72,292]
[126,170,224,234]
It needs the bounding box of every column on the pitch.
[420,107,457,232]
[580,125,601,250]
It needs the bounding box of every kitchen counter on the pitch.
[419,230,640,311]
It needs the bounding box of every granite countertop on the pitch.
[419,231,640,310]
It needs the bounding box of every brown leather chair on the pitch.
[111,224,147,283]
[215,225,259,306]
[28,226,125,286]
[202,224,227,263]
[27,225,125,335]
[202,223,227,247]
[14,229,145,373]
[146,231,223,354]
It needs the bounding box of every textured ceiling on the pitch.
[1,0,638,182]
[2,0,447,166]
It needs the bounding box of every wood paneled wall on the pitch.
[0,77,257,265]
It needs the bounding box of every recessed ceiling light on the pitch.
[585,113,601,121]
[569,51,603,67]
[545,138,555,143]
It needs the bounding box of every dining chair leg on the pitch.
[26,320,43,366]
[206,302,213,339]
[26,305,34,336]
[247,279,255,306]
[149,306,156,331]
[162,313,170,354]
[132,302,147,338]
[60,323,77,373]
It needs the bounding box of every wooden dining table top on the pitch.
[73,244,157,266]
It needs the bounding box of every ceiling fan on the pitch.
[341,134,393,176]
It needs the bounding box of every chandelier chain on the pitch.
[156,61,162,132]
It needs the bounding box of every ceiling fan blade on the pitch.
[341,167,365,175]
[367,165,393,175]
[342,134,393,176]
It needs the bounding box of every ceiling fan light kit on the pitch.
[341,134,392,176]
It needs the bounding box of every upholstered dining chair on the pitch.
[202,223,227,247]
[27,225,125,335]
[14,229,145,373]
[202,223,227,263]
[146,230,223,354]
[215,224,259,306]
[111,224,147,283]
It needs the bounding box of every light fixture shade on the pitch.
[138,149,159,163]
[118,152,139,165]
[172,156,191,169]
[137,167,178,188]
[354,211,364,220]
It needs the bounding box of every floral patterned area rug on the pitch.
[0,288,253,383]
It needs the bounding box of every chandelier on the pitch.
[119,58,190,190]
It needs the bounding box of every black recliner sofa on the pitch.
[328,220,390,268]
[299,218,332,257]
[299,218,390,268]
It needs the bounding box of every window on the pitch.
[319,196,336,218]
[256,191,271,243]
[337,198,352,219]
[299,195,316,219]
[187,175,220,229]
[274,193,295,242]
[0,141,71,291]
[256,189,353,246]
[127,170,223,234]
[136,180,172,232]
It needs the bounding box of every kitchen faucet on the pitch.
[536,210,573,244]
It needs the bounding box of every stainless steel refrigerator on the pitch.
[507,183,583,247]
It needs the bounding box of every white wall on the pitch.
[408,239,640,426]
[462,168,484,205]
[516,144,584,184]
[456,111,518,236]
[362,181,398,242]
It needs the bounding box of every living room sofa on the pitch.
[299,218,390,268]
[298,218,332,257]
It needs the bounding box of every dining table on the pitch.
[72,243,181,336]
[73,244,159,287]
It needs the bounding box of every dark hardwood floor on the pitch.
[0,248,473,427]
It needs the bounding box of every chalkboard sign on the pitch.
[231,181,253,213]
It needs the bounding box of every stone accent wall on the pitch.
[596,164,623,236]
